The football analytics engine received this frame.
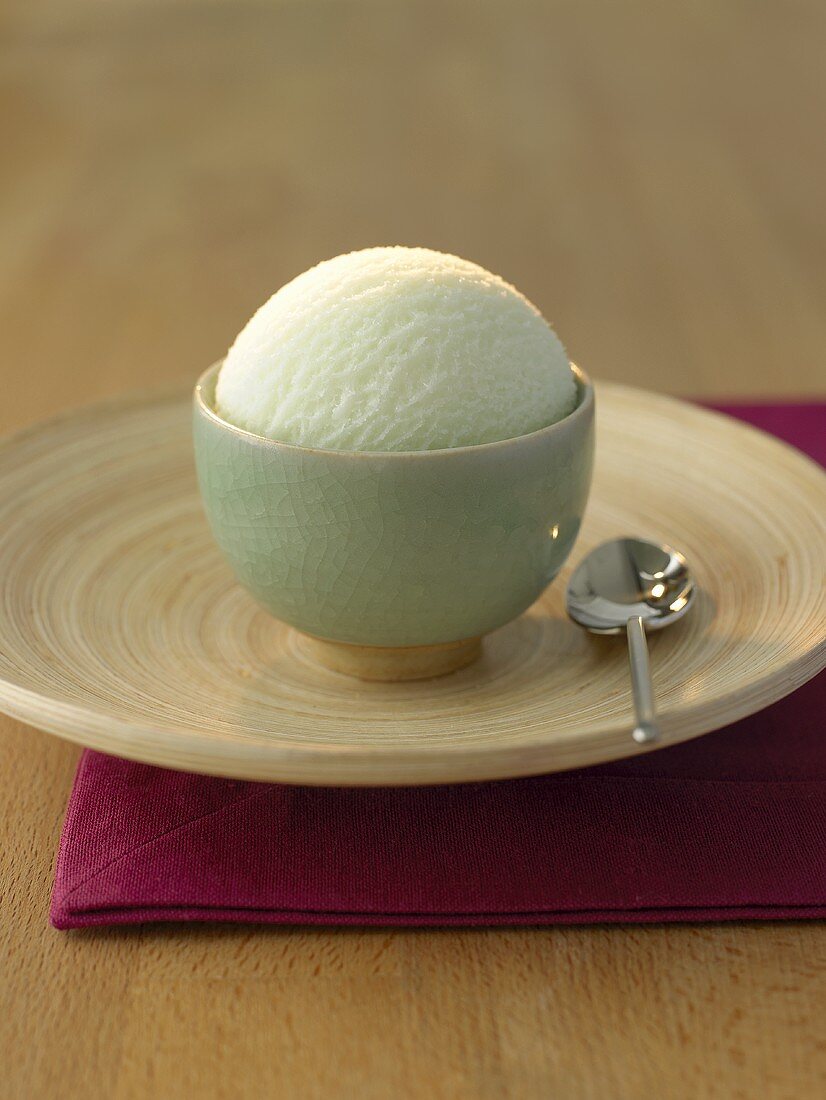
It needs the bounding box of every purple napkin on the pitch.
[51,404,826,929]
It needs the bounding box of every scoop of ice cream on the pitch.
[215,247,576,452]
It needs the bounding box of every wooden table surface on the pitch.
[2,2,824,1096]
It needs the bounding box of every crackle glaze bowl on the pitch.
[193,361,595,679]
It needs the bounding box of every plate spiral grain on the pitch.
[0,386,823,785]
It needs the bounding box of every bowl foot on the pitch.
[295,633,483,682]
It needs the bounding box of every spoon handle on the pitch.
[627,616,659,744]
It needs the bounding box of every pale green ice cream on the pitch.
[215,246,576,452]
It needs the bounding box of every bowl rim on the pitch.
[194,360,594,459]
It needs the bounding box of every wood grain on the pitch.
[0,384,823,785]
[2,1,825,1097]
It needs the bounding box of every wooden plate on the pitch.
[0,386,823,785]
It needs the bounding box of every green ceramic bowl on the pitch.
[194,361,594,651]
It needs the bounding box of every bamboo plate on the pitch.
[0,386,823,786]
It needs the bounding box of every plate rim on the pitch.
[0,648,823,786]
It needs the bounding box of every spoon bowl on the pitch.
[567,538,694,633]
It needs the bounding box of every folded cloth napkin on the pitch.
[51,404,826,929]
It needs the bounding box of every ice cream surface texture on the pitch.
[215,247,576,452]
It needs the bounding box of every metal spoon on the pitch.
[566,538,695,745]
